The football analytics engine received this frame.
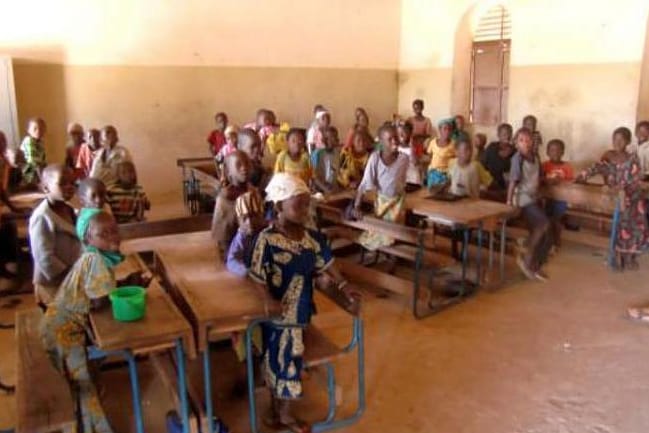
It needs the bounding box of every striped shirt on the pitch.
[106,184,149,224]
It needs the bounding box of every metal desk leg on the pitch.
[460,227,469,296]
[124,351,145,433]
[488,230,494,278]
[608,202,620,269]
[476,222,483,287]
[203,343,215,433]
[500,220,507,283]
[175,338,190,433]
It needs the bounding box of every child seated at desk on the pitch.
[507,128,552,281]
[212,150,257,256]
[447,139,493,260]
[29,164,80,306]
[250,173,354,433]
[576,127,648,270]
[76,128,102,179]
[207,112,228,157]
[311,126,341,194]
[542,139,574,251]
[523,115,543,155]
[89,125,132,187]
[426,118,456,187]
[0,131,23,280]
[274,128,312,185]
[351,124,409,250]
[40,209,149,433]
[473,133,487,162]
[337,130,370,189]
[107,161,150,224]
[78,177,111,214]
[65,123,85,181]
[482,123,514,193]
[20,117,48,187]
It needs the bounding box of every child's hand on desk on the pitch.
[122,271,152,288]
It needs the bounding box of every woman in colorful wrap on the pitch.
[576,127,649,270]
[249,173,353,433]
[351,123,409,250]
[40,209,149,433]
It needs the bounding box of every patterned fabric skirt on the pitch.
[358,193,406,250]
[262,324,306,400]
[40,307,114,433]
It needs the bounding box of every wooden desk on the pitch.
[407,189,515,228]
[88,255,194,433]
[542,183,617,215]
[122,231,275,433]
[122,231,274,351]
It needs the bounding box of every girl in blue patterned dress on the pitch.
[249,173,349,433]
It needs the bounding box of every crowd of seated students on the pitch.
[1,101,647,432]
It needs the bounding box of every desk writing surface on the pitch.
[542,183,617,214]
[89,257,194,356]
[122,231,273,351]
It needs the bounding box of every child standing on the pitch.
[337,130,370,189]
[250,173,351,433]
[239,128,271,191]
[274,128,312,185]
[453,114,472,142]
[212,151,256,255]
[207,112,228,157]
[396,121,422,186]
[542,139,574,250]
[226,191,265,277]
[40,209,149,433]
[344,107,371,150]
[20,117,48,186]
[216,125,240,182]
[307,109,331,154]
[78,177,110,213]
[472,133,487,162]
[426,118,456,187]
[29,164,80,305]
[311,126,341,194]
[352,124,409,250]
[65,123,85,180]
[407,99,434,155]
[106,161,150,224]
[481,123,515,192]
[633,121,649,179]
[507,128,551,281]
[76,128,102,179]
[89,125,132,187]
[523,115,543,155]
[576,127,648,270]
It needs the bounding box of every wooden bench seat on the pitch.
[16,309,76,433]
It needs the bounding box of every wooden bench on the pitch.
[16,309,76,433]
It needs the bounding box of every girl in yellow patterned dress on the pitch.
[40,209,147,433]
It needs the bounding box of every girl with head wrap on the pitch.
[249,173,353,433]
[426,117,457,187]
[40,209,149,433]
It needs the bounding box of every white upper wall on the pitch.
[400,0,649,69]
[0,0,401,69]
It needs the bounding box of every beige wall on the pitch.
[2,0,401,201]
[639,13,649,121]
[399,0,649,165]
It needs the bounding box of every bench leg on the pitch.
[124,351,146,433]
[500,220,507,283]
[203,344,216,433]
[175,338,190,433]
[460,227,469,296]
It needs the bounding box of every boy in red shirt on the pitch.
[542,139,574,251]
[207,112,228,157]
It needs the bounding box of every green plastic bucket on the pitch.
[109,286,147,322]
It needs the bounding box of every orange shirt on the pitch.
[542,160,574,181]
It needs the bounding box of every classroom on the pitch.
[1,0,649,432]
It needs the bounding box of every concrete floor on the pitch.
[3,231,649,432]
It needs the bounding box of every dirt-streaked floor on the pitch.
[2,243,649,433]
